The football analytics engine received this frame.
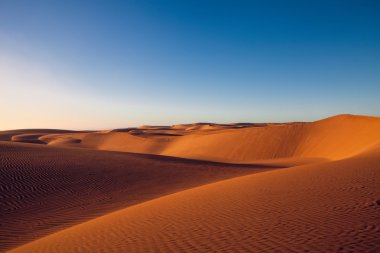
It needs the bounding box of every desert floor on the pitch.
[1,114,379,252]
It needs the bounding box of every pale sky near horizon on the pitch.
[1,0,379,130]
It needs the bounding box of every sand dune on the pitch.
[11,134,47,144]
[9,144,380,253]
[1,114,380,252]
[0,129,83,142]
[156,114,380,161]
[0,142,267,252]
[25,114,380,162]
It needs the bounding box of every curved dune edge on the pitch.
[9,146,380,253]
[28,114,380,162]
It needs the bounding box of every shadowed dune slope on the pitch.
[10,145,380,253]
[36,114,380,162]
[0,142,268,252]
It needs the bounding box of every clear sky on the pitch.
[1,0,379,130]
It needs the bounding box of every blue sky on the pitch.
[1,0,379,129]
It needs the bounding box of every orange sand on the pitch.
[40,114,380,162]
[1,114,380,252]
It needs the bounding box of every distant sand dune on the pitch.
[33,114,380,162]
[11,134,47,144]
[0,129,82,142]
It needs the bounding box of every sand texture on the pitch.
[1,114,380,252]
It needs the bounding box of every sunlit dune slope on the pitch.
[33,114,380,162]
[10,144,380,253]
[0,142,266,252]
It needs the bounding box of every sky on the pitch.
[0,0,379,130]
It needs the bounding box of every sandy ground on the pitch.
[1,114,380,252]
[0,142,265,252]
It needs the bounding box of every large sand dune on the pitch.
[28,114,380,162]
[1,114,380,252]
